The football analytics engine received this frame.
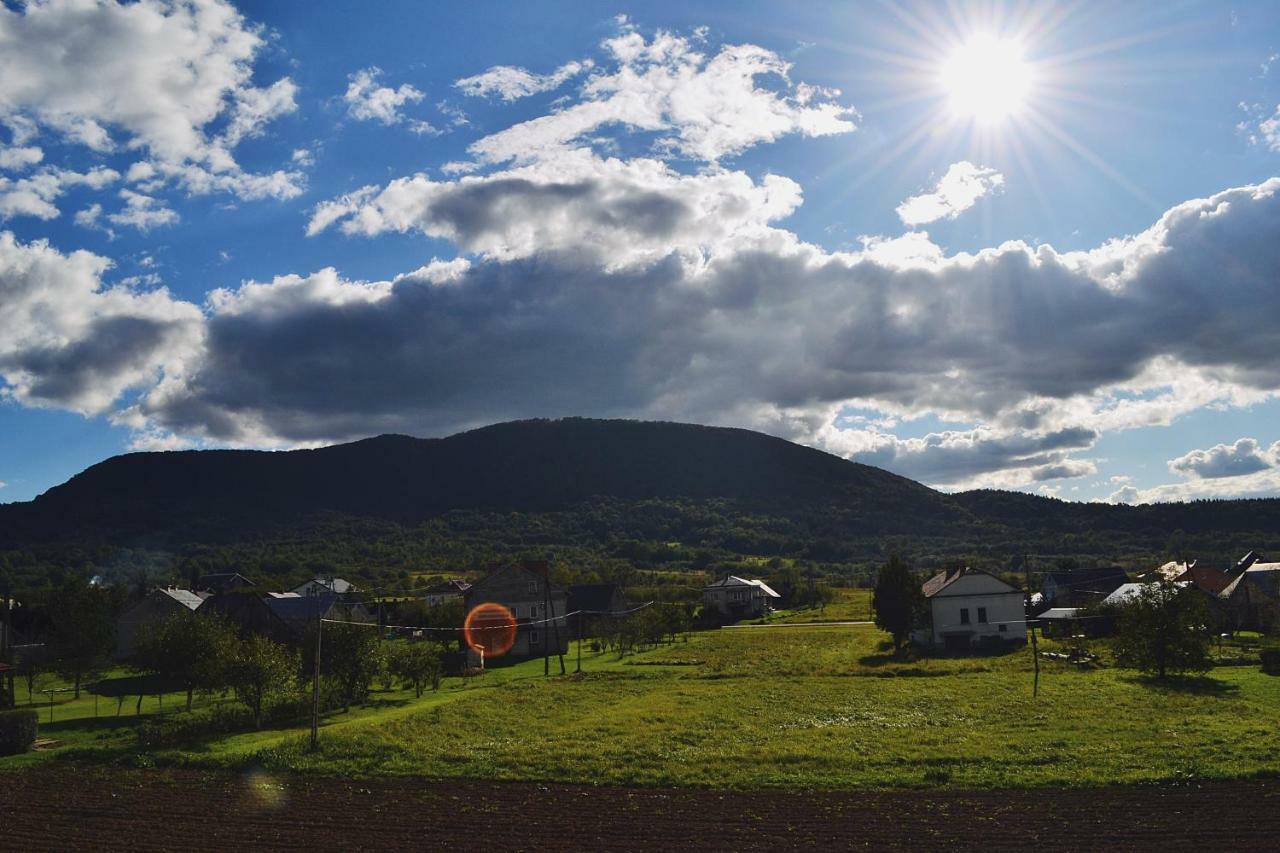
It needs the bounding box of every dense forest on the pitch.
[2,418,1279,593]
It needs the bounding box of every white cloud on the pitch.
[458,31,856,168]
[344,67,436,134]
[1168,437,1279,479]
[896,161,1004,227]
[307,150,803,267]
[0,0,299,202]
[0,145,43,171]
[0,166,120,221]
[130,178,1280,454]
[221,78,299,148]
[0,231,202,414]
[455,60,591,101]
[105,190,179,232]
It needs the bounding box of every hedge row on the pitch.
[0,709,38,756]
[1261,647,1280,676]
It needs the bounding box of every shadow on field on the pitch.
[1129,675,1239,696]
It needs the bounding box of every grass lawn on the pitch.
[7,624,1279,790]
[745,587,873,624]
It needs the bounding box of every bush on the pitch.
[1261,647,1280,676]
[0,709,38,756]
[136,697,310,748]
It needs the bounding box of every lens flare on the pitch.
[463,602,517,657]
[241,768,288,812]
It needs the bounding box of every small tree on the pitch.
[1113,579,1212,679]
[229,635,298,728]
[132,611,238,711]
[872,555,922,654]
[389,642,443,698]
[49,585,116,699]
[301,622,379,711]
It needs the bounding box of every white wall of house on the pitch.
[918,572,1026,648]
[702,579,774,618]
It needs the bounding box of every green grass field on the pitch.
[6,623,1279,790]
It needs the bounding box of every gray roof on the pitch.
[1102,583,1148,607]
[292,577,355,594]
[703,575,781,597]
[1039,607,1081,620]
[158,588,205,611]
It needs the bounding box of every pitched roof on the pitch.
[1039,607,1082,620]
[921,566,1018,598]
[1102,582,1155,607]
[424,579,471,596]
[157,587,204,611]
[568,583,625,613]
[703,575,780,597]
[1174,564,1238,597]
[196,572,255,591]
[292,577,355,595]
[1043,566,1129,594]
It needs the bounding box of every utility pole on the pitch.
[1030,620,1040,698]
[310,611,323,750]
[543,565,551,677]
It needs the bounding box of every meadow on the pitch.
[7,617,1279,790]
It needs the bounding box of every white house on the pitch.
[702,576,781,620]
[913,567,1026,651]
[291,577,356,597]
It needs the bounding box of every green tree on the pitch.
[49,585,116,699]
[229,635,298,728]
[132,611,238,711]
[389,642,443,698]
[1113,578,1212,679]
[302,622,379,711]
[872,555,922,654]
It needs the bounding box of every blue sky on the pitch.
[4,0,1280,504]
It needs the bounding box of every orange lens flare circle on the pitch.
[463,602,517,658]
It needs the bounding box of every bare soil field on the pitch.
[2,764,1278,851]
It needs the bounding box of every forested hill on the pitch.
[4,418,1280,577]
[0,418,963,546]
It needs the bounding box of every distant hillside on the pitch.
[0,418,966,546]
[4,418,1280,585]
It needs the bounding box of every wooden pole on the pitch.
[310,614,322,750]
[1030,621,1040,698]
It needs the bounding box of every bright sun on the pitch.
[941,34,1033,123]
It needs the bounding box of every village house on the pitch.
[200,591,296,646]
[263,591,375,642]
[422,579,471,609]
[463,563,568,660]
[701,576,781,621]
[567,583,627,638]
[195,573,255,595]
[914,567,1026,651]
[116,587,206,660]
[1041,566,1129,608]
[1220,557,1280,633]
[291,576,357,597]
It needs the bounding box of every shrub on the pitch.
[1261,647,1280,676]
[0,709,38,756]
[136,697,310,748]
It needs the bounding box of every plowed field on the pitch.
[2,764,1278,851]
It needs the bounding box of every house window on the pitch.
[960,608,970,625]
[978,607,988,624]
[530,605,538,619]
[529,631,540,645]
[998,624,1008,633]
[529,581,539,593]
